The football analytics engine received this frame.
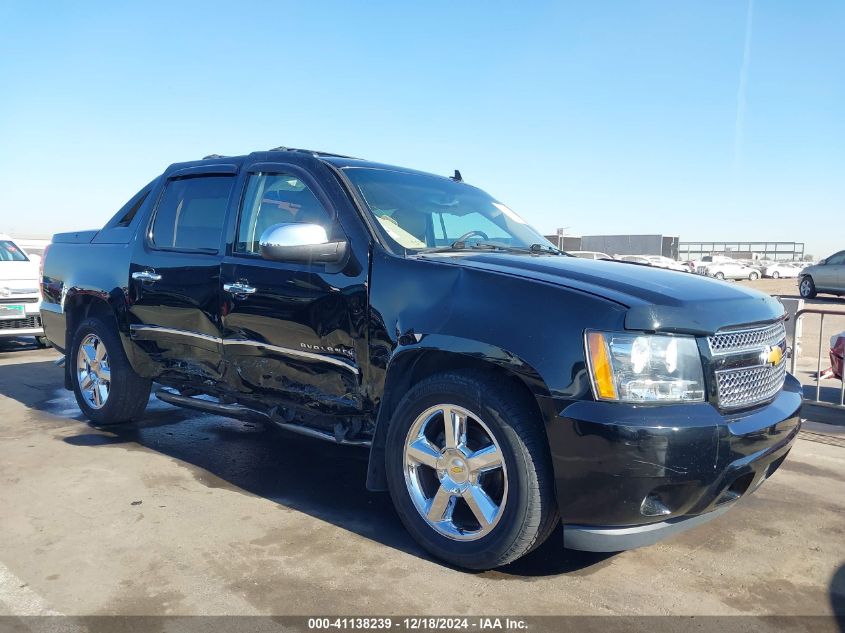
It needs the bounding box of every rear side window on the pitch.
[115,190,150,227]
[150,176,234,252]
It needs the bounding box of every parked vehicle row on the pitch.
[573,252,694,273]
[40,147,800,570]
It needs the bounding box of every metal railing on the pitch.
[790,308,845,410]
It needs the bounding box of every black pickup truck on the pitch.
[40,147,801,569]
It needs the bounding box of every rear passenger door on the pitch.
[127,165,237,381]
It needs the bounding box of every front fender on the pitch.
[363,250,629,490]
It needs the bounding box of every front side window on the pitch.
[342,167,553,252]
[150,176,234,252]
[0,240,28,262]
[235,172,333,255]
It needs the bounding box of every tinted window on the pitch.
[116,190,150,227]
[826,251,845,265]
[150,176,234,252]
[106,181,155,228]
[235,172,332,255]
[0,240,28,262]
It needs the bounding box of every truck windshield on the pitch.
[342,167,555,253]
[0,240,28,262]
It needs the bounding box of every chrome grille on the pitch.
[714,360,787,409]
[708,321,788,409]
[708,321,786,354]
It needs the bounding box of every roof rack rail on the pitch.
[267,146,360,159]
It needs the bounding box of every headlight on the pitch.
[585,331,705,403]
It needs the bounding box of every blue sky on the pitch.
[0,1,842,258]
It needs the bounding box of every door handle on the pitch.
[132,270,162,283]
[224,282,257,296]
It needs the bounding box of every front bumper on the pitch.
[0,300,44,338]
[544,373,802,551]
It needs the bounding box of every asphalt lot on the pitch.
[0,283,844,618]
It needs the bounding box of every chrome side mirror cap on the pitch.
[259,223,347,264]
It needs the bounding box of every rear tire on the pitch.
[714,272,725,280]
[799,276,817,299]
[70,316,151,425]
[772,271,781,279]
[749,271,760,281]
[385,370,558,570]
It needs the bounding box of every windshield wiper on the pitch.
[416,240,507,254]
[470,242,565,255]
[416,242,566,256]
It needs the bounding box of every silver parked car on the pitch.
[799,250,845,298]
[704,261,760,281]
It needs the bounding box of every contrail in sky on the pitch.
[733,0,754,173]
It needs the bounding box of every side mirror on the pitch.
[259,223,347,263]
[818,259,827,265]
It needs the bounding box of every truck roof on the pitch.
[163,147,457,183]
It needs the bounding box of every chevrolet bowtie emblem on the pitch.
[450,466,464,475]
[765,345,784,367]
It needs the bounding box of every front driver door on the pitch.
[128,166,236,381]
[219,158,369,417]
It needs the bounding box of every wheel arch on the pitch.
[63,288,133,388]
[365,343,555,492]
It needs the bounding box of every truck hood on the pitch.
[0,260,40,286]
[425,253,784,335]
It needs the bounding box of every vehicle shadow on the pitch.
[0,336,42,353]
[0,359,612,577]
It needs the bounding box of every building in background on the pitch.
[545,231,808,262]
[545,233,679,258]
[679,241,805,262]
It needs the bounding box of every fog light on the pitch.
[641,493,672,517]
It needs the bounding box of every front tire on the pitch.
[714,271,725,280]
[385,371,558,570]
[749,271,760,280]
[799,276,817,299]
[70,316,151,425]
[772,271,781,279]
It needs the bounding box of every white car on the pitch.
[644,255,691,273]
[693,255,734,274]
[617,255,651,265]
[569,250,614,260]
[763,263,801,279]
[0,234,48,346]
[704,261,760,281]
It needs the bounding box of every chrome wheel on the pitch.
[403,404,508,541]
[76,333,111,410]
